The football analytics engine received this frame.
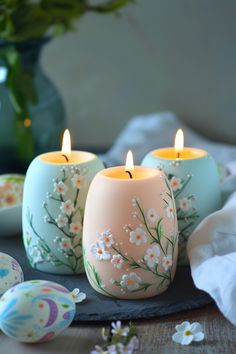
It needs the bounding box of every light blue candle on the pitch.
[142,130,221,265]
[22,130,104,274]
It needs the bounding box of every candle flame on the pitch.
[174,129,184,154]
[125,150,134,171]
[61,129,71,158]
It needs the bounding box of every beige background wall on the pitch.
[42,0,236,148]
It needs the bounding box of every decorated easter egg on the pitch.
[0,280,76,343]
[0,252,24,296]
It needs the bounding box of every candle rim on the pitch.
[38,150,98,165]
[151,147,208,160]
[100,165,163,180]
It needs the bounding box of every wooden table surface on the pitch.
[0,303,235,354]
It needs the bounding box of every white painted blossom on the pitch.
[147,209,158,223]
[71,174,86,189]
[53,181,68,195]
[44,215,50,223]
[111,321,129,337]
[179,197,192,211]
[28,246,43,263]
[144,245,160,268]
[59,238,72,251]
[170,176,182,191]
[129,228,147,245]
[60,199,75,216]
[71,288,86,303]
[165,202,175,219]
[172,321,204,345]
[69,221,82,234]
[162,255,173,270]
[56,214,68,228]
[99,230,114,248]
[91,241,111,261]
[111,254,125,269]
[120,272,142,291]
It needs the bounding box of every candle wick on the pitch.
[61,154,69,163]
[125,170,133,179]
[177,152,181,159]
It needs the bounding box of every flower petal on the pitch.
[175,321,190,332]
[172,332,183,344]
[181,334,194,345]
[190,322,203,334]
[193,331,205,342]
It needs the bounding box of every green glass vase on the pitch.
[0,37,66,173]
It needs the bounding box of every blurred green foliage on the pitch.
[0,0,135,42]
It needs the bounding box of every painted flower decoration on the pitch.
[91,241,111,261]
[69,221,82,234]
[59,238,72,251]
[111,254,124,269]
[71,174,86,189]
[120,272,142,291]
[172,321,204,345]
[170,176,182,191]
[146,209,158,223]
[129,228,147,245]
[179,197,192,211]
[28,246,43,263]
[162,255,173,270]
[99,230,114,248]
[165,202,175,219]
[56,214,68,228]
[53,181,68,195]
[60,199,75,216]
[144,245,160,268]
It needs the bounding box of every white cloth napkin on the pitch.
[187,184,236,326]
[102,111,236,325]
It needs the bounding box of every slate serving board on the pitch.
[0,236,212,321]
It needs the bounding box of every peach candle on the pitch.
[22,129,104,274]
[83,151,178,299]
[142,129,221,265]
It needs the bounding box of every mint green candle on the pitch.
[142,145,221,265]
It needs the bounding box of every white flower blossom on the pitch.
[120,272,142,291]
[111,321,129,337]
[162,255,173,270]
[165,202,175,219]
[144,245,160,268]
[179,198,192,211]
[91,241,111,261]
[56,214,68,228]
[111,255,125,269]
[172,321,204,345]
[129,228,147,245]
[146,209,158,223]
[71,174,86,189]
[69,221,82,234]
[59,238,72,251]
[99,230,114,248]
[170,176,182,191]
[60,199,75,216]
[28,246,43,263]
[44,215,50,223]
[53,181,68,195]
[71,288,86,303]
